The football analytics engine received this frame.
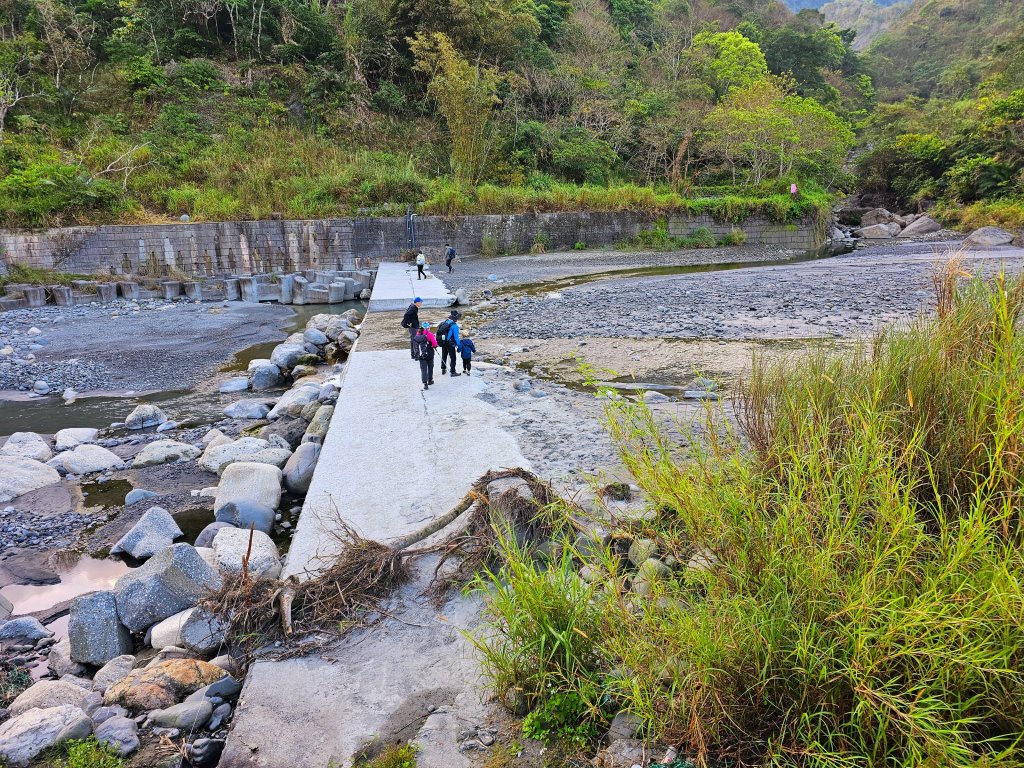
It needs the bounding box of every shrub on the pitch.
[573,241,586,250]
[47,737,126,768]
[479,269,1024,767]
[481,232,500,257]
[719,227,747,245]
[0,161,123,227]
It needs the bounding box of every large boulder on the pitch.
[213,461,282,515]
[8,679,90,717]
[1,432,52,462]
[897,215,941,238]
[48,636,88,678]
[258,417,308,449]
[223,399,275,420]
[112,544,222,633]
[0,615,52,641]
[58,444,123,474]
[856,223,896,239]
[110,506,183,560]
[104,659,225,711]
[860,208,900,227]
[94,716,139,757]
[125,404,168,430]
[149,609,192,650]
[269,342,305,371]
[212,528,281,579]
[0,458,60,502]
[0,705,90,767]
[306,313,356,341]
[92,655,137,693]
[266,382,321,421]
[200,437,279,475]
[218,377,249,394]
[131,440,201,468]
[965,225,1015,246]
[54,427,98,451]
[301,405,334,445]
[152,607,227,653]
[214,500,275,534]
[247,359,284,391]
[68,591,133,666]
[283,442,320,494]
[194,522,232,548]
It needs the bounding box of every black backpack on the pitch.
[436,319,453,342]
[412,334,431,361]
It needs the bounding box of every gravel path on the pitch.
[0,298,293,393]
[474,245,1024,341]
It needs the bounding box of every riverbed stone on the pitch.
[266,382,321,420]
[48,636,88,678]
[92,656,137,693]
[213,461,282,515]
[965,225,1015,246]
[223,398,275,420]
[131,440,201,468]
[855,223,896,239]
[213,500,275,534]
[112,544,223,633]
[898,215,941,237]
[9,679,90,717]
[104,659,226,711]
[150,609,193,650]
[218,377,249,393]
[258,416,308,449]
[301,405,334,445]
[0,615,51,641]
[111,506,183,559]
[0,457,61,503]
[125,404,168,430]
[151,699,212,730]
[200,436,272,475]
[0,593,11,620]
[247,359,283,391]
[180,607,227,653]
[68,590,133,666]
[59,444,123,474]
[283,442,320,494]
[125,488,158,505]
[1,432,52,462]
[0,705,90,767]
[54,427,99,451]
[269,342,305,371]
[188,737,226,766]
[212,527,281,579]
[94,715,139,757]
[194,522,231,548]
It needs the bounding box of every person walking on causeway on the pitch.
[436,310,462,377]
[401,297,423,360]
[416,252,426,280]
[460,333,476,375]
[413,322,438,390]
[444,243,456,273]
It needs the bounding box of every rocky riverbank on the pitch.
[0,309,360,767]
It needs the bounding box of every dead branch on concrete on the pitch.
[201,469,573,663]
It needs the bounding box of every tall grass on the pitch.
[477,269,1024,766]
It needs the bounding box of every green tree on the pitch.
[691,31,768,98]
[411,32,500,183]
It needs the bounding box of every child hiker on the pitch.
[413,321,438,390]
[460,331,477,375]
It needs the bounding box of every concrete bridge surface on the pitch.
[221,264,528,767]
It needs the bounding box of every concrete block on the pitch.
[162,281,181,300]
[223,279,240,301]
[303,270,317,283]
[341,278,357,301]
[183,282,202,301]
[292,276,309,305]
[239,277,259,303]
[0,297,27,311]
[328,283,346,304]
[307,287,330,304]
[278,275,294,305]
[97,283,117,303]
[23,286,46,308]
[50,286,73,306]
[256,283,281,301]
[118,282,140,300]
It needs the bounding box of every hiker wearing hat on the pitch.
[436,309,462,377]
[400,297,423,360]
[413,321,438,390]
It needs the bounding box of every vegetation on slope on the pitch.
[0,0,866,228]
[477,266,1024,765]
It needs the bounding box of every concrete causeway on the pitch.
[367,261,453,311]
[221,265,528,767]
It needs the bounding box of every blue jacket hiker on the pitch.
[438,310,462,377]
[460,337,476,374]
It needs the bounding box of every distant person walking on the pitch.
[444,243,456,273]
[416,251,426,280]
[460,333,476,375]
[436,310,462,377]
[401,297,423,360]
[414,322,438,390]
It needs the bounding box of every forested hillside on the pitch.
[819,0,908,49]
[0,0,866,227]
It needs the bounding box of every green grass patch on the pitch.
[0,264,94,287]
[352,744,418,768]
[37,737,127,768]
[477,265,1024,766]
[934,198,1024,232]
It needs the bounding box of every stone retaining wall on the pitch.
[0,211,824,277]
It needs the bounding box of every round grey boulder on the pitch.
[214,500,275,535]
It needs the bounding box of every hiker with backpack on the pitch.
[400,297,423,360]
[444,243,456,273]
[436,310,462,377]
[413,321,438,390]
[416,252,426,280]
